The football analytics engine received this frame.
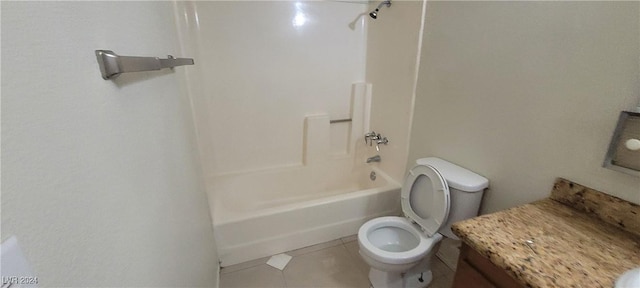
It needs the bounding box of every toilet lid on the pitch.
[401,164,450,238]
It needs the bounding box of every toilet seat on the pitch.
[359,164,451,266]
[358,216,440,265]
[401,164,450,237]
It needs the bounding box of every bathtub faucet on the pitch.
[366,155,381,163]
[364,131,379,146]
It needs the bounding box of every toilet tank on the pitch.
[416,157,489,239]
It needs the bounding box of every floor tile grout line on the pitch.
[222,239,345,275]
[221,239,346,279]
[285,242,367,288]
[222,246,457,285]
[280,268,288,288]
[286,240,344,258]
[219,260,267,275]
[340,235,358,245]
[221,239,379,288]
[336,242,367,284]
[341,242,370,279]
[221,236,459,288]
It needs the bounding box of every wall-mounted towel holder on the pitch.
[95,50,194,80]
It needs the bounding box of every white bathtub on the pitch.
[209,162,401,266]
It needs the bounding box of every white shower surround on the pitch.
[174,1,413,267]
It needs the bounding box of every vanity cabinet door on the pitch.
[452,258,495,288]
[452,243,524,288]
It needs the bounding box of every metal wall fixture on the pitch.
[364,131,389,151]
[369,0,391,19]
[95,50,195,80]
[366,155,381,163]
[329,118,352,124]
[603,111,640,177]
[375,136,389,151]
[365,131,379,146]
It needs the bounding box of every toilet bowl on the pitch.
[358,157,489,288]
[358,217,438,270]
[358,216,443,287]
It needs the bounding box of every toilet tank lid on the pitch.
[415,157,489,192]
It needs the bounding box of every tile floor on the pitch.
[219,235,456,288]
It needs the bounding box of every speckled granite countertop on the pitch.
[452,178,640,288]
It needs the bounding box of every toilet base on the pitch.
[368,253,436,288]
[368,268,433,288]
[369,268,401,288]
[405,270,432,288]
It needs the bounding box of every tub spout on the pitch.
[366,155,381,163]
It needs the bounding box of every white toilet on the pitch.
[358,157,489,288]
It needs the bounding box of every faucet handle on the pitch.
[370,133,381,147]
[375,137,388,152]
[364,131,377,145]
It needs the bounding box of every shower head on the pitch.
[369,9,378,19]
[369,0,391,19]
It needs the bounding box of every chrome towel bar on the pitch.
[95,50,194,80]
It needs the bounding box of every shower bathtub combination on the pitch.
[206,83,402,266]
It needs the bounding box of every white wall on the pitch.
[1,2,219,286]
[184,1,368,177]
[366,0,425,182]
[409,1,640,213]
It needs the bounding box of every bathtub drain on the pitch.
[370,171,376,181]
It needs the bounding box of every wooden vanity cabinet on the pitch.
[452,243,525,288]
